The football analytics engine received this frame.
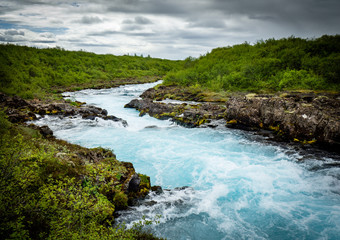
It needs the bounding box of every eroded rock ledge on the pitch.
[125,98,226,127]
[0,92,127,127]
[126,87,340,152]
[225,93,340,149]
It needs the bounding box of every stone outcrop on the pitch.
[0,93,127,127]
[125,98,226,127]
[120,162,154,206]
[127,87,340,152]
[224,93,340,151]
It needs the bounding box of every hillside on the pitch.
[164,35,340,92]
[0,44,181,99]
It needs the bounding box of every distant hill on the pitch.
[164,35,340,92]
[0,44,182,99]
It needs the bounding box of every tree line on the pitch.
[0,44,181,99]
[164,35,340,92]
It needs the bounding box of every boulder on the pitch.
[39,125,53,137]
[127,173,141,193]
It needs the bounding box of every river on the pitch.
[33,81,340,240]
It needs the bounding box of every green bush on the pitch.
[164,35,340,92]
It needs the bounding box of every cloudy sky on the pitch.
[0,0,339,59]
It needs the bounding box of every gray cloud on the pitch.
[88,29,156,37]
[122,16,153,25]
[187,19,226,29]
[4,29,25,36]
[121,24,144,31]
[32,39,55,43]
[106,0,189,15]
[88,30,120,36]
[121,16,153,31]
[102,0,340,27]
[134,16,152,25]
[0,28,56,44]
[78,16,103,24]
[0,0,339,59]
[0,29,25,42]
[77,43,115,48]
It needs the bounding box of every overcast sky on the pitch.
[0,0,339,59]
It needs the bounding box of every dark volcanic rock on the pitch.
[151,186,163,195]
[0,92,128,127]
[0,93,29,109]
[120,162,152,206]
[125,98,225,127]
[82,114,96,120]
[127,173,141,193]
[104,115,128,127]
[225,93,340,151]
[128,87,340,152]
[39,125,53,137]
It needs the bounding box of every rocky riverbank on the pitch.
[125,85,340,153]
[225,92,340,151]
[0,92,157,208]
[125,98,226,127]
[0,92,128,128]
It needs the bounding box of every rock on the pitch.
[82,114,96,120]
[125,98,225,127]
[104,115,128,127]
[127,173,141,193]
[151,186,163,194]
[77,147,116,163]
[0,93,129,129]
[144,125,159,129]
[40,125,53,137]
[174,186,193,191]
[0,93,29,109]
[101,109,108,116]
[144,200,158,207]
[224,93,340,151]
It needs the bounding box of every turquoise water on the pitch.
[34,82,340,240]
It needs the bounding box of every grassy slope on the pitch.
[0,44,182,99]
[0,112,162,239]
[164,35,340,94]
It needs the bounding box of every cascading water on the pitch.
[33,81,340,240]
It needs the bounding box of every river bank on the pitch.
[47,81,340,240]
[125,84,340,153]
[0,89,164,239]
[2,80,340,239]
[0,91,158,198]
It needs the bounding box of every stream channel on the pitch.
[33,81,340,239]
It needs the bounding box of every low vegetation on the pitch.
[0,111,162,239]
[164,35,340,93]
[0,44,181,99]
